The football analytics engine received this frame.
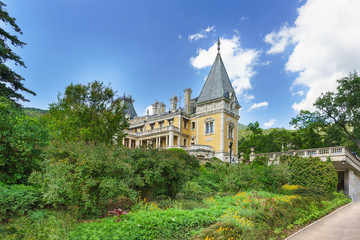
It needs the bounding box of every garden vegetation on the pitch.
[0,2,355,238]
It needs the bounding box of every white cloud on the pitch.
[190,36,261,96]
[243,94,255,103]
[178,35,182,40]
[264,118,276,128]
[188,26,215,41]
[292,90,304,96]
[264,23,295,54]
[265,0,360,112]
[248,101,268,112]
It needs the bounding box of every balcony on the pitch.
[125,125,180,138]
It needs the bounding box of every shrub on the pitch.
[222,163,289,193]
[288,156,337,192]
[0,184,41,221]
[30,142,136,217]
[30,143,200,218]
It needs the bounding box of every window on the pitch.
[183,119,188,129]
[204,118,215,135]
[159,121,164,128]
[191,121,196,129]
[183,138,187,146]
[206,122,214,134]
[228,123,234,139]
[150,123,155,130]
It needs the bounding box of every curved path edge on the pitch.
[285,202,356,240]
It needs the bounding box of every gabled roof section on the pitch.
[197,53,239,105]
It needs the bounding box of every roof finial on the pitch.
[217,38,221,53]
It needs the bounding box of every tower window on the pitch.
[191,121,196,129]
[228,122,234,139]
[206,122,214,134]
[204,117,215,135]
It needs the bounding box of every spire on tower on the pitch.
[217,38,221,53]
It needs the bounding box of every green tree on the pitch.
[48,80,129,144]
[290,110,325,149]
[0,97,49,184]
[0,1,35,103]
[314,72,360,150]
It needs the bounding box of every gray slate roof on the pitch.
[197,53,239,105]
[120,97,137,119]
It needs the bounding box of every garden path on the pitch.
[286,202,360,240]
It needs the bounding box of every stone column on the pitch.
[169,132,174,147]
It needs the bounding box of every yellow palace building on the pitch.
[121,40,241,162]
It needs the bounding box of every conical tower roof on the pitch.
[197,52,239,105]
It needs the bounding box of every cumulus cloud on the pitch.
[190,36,260,96]
[248,101,268,112]
[264,0,360,112]
[264,118,276,128]
[188,26,215,41]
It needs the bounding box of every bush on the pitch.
[0,184,41,221]
[30,142,137,217]
[222,163,289,193]
[288,156,337,192]
[30,143,200,218]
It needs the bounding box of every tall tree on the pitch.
[314,72,360,150]
[0,97,49,184]
[0,1,35,104]
[48,80,129,144]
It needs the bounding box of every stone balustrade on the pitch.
[125,125,180,138]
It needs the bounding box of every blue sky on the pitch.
[3,0,360,129]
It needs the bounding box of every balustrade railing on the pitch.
[125,125,179,137]
[250,146,351,161]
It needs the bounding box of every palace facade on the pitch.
[121,42,241,162]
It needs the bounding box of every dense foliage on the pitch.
[286,156,338,192]
[0,183,41,222]
[0,1,35,103]
[47,81,129,144]
[30,143,200,217]
[238,116,359,159]
[0,97,49,184]
[314,72,360,150]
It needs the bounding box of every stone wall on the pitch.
[348,170,360,201]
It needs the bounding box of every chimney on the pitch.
[169,94,178,112]
[184,88,192,114]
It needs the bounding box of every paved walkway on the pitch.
[286,202,360,240]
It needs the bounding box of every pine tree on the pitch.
[0,1,35,104]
